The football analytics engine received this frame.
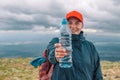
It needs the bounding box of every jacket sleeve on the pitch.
[92,45,103,80]
[47,38,59,64]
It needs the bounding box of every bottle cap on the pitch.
[62,18,68,25]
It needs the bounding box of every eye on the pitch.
[68,22,72,25]
[76,20,82,25]
[75,22,80,25]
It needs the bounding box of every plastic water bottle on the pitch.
[59,18,72,68]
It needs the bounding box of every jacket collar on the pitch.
[72,31,85,41]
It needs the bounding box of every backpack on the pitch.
[30,49,54,80]
[31,38,59,80]
[39,38,59,80]
[38,49,54,80]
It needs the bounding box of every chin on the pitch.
[71,31,80,34]
[72,32,79,34]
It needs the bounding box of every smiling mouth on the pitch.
[71,29,77,32]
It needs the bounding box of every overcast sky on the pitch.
[0,0,120,35]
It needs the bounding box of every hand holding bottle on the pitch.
[55,43,67,62]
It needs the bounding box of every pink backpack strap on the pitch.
[47,65,54,80]
[38,49,54,80]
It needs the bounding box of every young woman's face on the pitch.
[68,17,83,34]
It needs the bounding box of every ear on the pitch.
[81,23,84,28]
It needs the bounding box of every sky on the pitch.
[0,0,120,42]
[0,0,120,60]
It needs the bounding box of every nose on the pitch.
[70,23,76,29]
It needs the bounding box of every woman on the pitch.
[47,10,103,80]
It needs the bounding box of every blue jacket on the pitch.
[47,31,103,80]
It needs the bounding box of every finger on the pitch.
[54,43,61,48]
[55,52,67,57]
[55,52,67,62]
[55,48,66,52]
[56,55,65,59]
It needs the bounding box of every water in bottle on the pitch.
[59,18,72,68]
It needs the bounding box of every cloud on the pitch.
[88,0,120,33]
[0,0,120,33]
[0,0,65,30]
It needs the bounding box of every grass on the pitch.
[101,61,120,80]
[0,58,38,80]
[0,58,120,80]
